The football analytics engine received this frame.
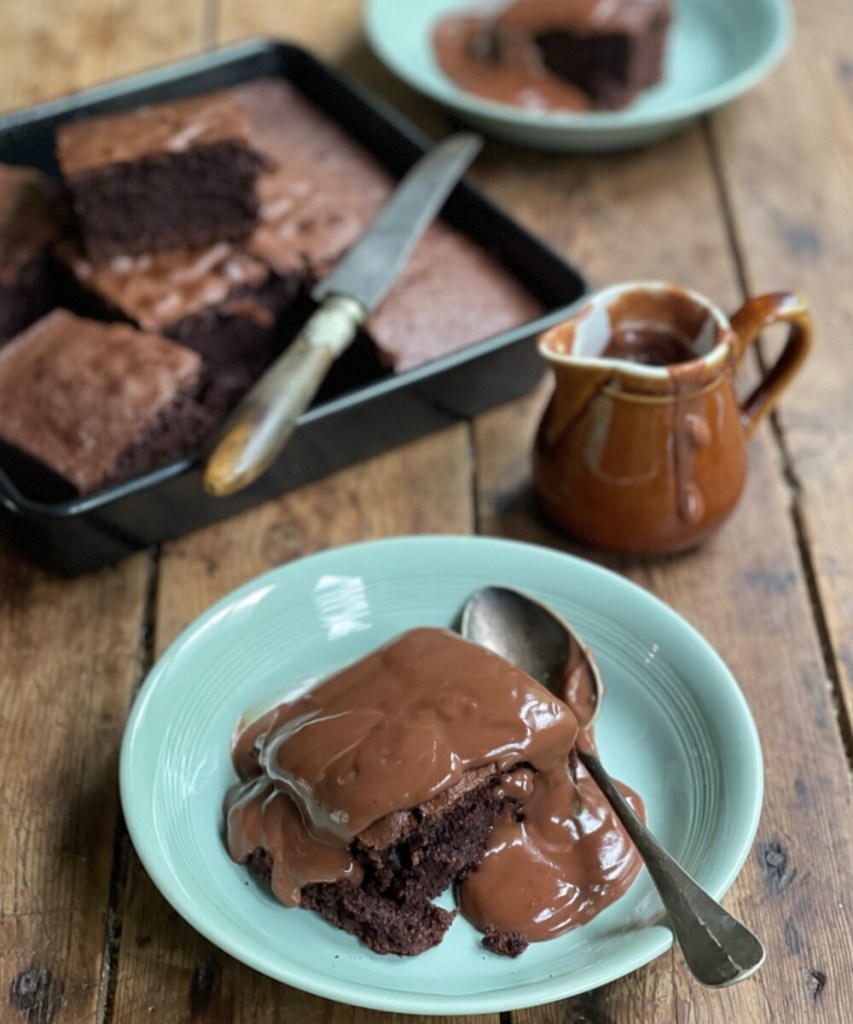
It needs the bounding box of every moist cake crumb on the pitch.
[56,90,264,260]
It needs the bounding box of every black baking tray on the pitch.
[0,38,586,575]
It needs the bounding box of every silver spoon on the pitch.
[461,584,765,988]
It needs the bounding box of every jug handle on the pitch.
[729,292,813,438]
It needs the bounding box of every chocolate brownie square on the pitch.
[0,164,71,345]
[234,78,393,279]
[299,766,505,955]
[63,241,302,414]
[233,79,542,372]
[56,91,264,260]
[364,220,542,372]
[0,309,208,496]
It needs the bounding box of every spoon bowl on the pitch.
[460,583,765,988]
[461,585,605,728]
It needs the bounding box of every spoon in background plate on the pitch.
[460,584,765,988]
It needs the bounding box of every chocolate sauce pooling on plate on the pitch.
[433,0,665,113]
[224,627,644,943]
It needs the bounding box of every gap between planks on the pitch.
[96,547,162,1024]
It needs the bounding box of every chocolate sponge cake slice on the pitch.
[0,309,209,497]
[435,0,670,112]
[0,164,73,345]
[230,759,511,955]
[62,240,302,416]
[56,90,264,260]
[224,627,580,955]
[488,0,671,110]
[535,16,670,109]
[251,766,505,955]
[225,626,646,955]
[233,78,543,373]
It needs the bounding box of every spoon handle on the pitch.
[578,749,765,987]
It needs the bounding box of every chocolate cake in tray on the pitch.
[0,39,586,574]
[66,242,301,412]
[56,90,265,261]
[0,310,208,497]
[0,163,73,345]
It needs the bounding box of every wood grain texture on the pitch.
[1,0,852,1021]
[0,0,207,114]
[0,550,150,1023]
[215,0,451,138]
[711,0,853,741]
[217,0,364,62]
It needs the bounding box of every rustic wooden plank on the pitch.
[153,425,474,652]
[471,125,739,305]
[0,0,208,115]
[215,0,451,138]
[710,0,853,740]
[110,428,502,1024]
[217,0,362,63]
[0,546,151,1023]
[1,2,847,1023]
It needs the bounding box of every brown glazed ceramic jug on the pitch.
[533,282,813,555]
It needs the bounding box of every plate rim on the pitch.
[364,0,793,135]
[120,535,764,1014]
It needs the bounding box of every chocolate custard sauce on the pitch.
[433,13,592,113]
[601,325,696,366]
[224,627,644,944]
[432,0,664,113]
[563,631,601,728]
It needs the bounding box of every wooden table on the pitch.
[2,1,852,1021]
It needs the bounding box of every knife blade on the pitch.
[202,131,483,497]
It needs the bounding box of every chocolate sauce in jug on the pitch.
[601,325,695,366]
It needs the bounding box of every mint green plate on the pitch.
[364,0,792,151]
[120,536,763,1014]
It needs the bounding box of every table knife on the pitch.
[202,131,483,497]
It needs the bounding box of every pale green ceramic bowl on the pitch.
[120,536,763,1014]
[365,0,792,151]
